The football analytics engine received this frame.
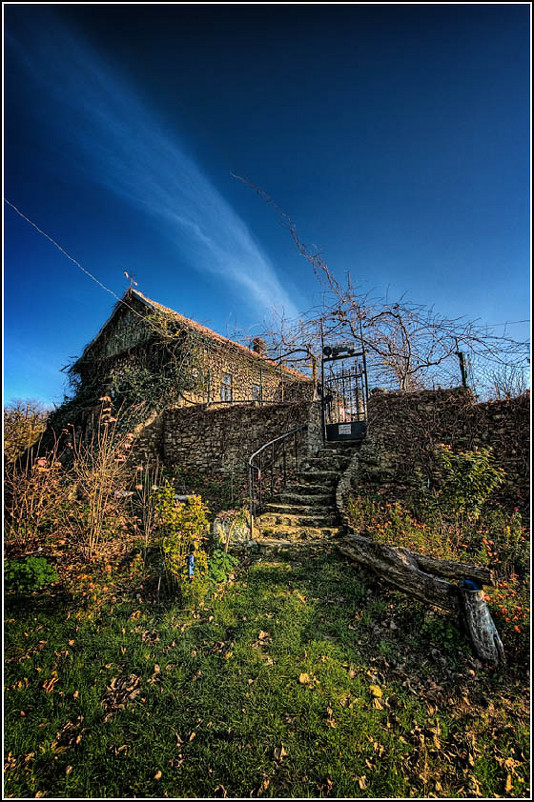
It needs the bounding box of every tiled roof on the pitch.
[73,288,311,383]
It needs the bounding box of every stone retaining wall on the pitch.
[163,400,320,476]
[355,387,530,514]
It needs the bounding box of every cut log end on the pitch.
[459,581,506,666]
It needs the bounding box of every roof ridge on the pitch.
[75,288,311,382]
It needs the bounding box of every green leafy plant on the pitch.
[155,487,210,582]
[5,555,59,593]
[433,444,505,521]
[208,549,239,583]
[420,613,461,654]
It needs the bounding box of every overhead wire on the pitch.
[4,197,174,340]
[4,197,290,374]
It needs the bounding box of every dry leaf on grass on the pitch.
[273,745,288,762]
[51,716,87,753]
[101,674,141,721]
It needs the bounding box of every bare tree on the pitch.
[4,399,50,464]
[476,362,530,400]
[234,175,529,397]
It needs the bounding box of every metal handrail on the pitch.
[248,424,307,534]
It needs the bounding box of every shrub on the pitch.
[4,439,67,546]
[5,556,59,593]
[155,487,210,584]
[208,549,239,583]
[68,400,133,558]
[433,444,505,521]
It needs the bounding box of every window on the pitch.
[252,384,262,402]
[220,372,233,402]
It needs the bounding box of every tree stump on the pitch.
[459,579,506,666]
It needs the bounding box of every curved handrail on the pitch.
[248,425,307,469]
[248,424,307,533]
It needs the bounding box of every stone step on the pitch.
[296,469,340,485]
[287,482,336,496]
[258,511,338,528]
[301,454,352,471]
[262,503,333,517]
[322,443,362,453]
[248,535,339,554]
[255,524,344,540]
[273,492,333,507]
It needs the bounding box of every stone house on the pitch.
[67,288,314,415]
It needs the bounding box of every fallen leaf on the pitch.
[358,776,367,790]
[370,685,383,698]
[154,770,162,780]
[505,775,513,794]
[299,672,311,685]
[43,673,59,694]
[273,745,288,762]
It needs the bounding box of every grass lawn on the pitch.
[4,544,530,798]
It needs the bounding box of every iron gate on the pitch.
[321,343,368,442]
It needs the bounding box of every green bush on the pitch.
[5,556,59,593]
[434,444,505,520]
[208,549,238,584]
[154,487,210,577]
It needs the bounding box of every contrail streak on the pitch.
[6,14,300,319]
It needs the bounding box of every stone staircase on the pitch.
[254,441,361,548]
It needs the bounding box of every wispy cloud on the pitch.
[6,15,300,319]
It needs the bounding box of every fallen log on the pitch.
[339,534,462,612]
[339,532,504,665]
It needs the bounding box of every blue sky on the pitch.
[3,3,531,406]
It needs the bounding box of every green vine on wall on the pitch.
[48,310,209,436]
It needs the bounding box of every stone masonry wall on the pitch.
[355,387,530,514]
[186,341,314,405]
[163,400,319,478]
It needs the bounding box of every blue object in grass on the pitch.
[459,578,481,592]
[187,553,195,580]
